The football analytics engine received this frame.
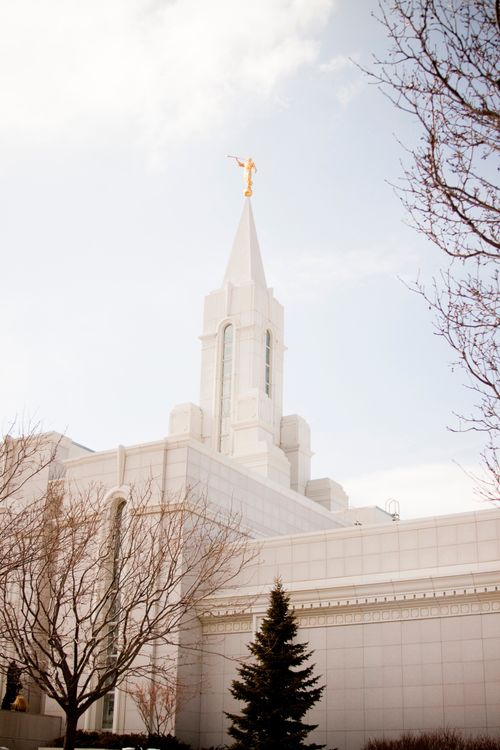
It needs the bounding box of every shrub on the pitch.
[363,729,500,750]
[47,730,192,750]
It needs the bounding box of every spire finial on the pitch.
[227,155,257,197]
[223,199,267,288]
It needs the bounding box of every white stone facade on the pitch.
[197,510,500,750]
[198,511,500,748]
[7,198,500,749]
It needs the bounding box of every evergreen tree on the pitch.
[226,579,325,750]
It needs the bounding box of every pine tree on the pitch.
[226,579,325,750]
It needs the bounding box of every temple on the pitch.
[4,198,500,749]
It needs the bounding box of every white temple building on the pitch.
[8,198,500,749]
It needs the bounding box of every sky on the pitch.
[0,0,489,520]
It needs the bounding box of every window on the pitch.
[101,499,125,730]
[265,330,271,397]
[218,324,233,453]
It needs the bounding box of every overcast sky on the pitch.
[0,0,488,520]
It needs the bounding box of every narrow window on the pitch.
[265,330,271,397]
[218,324,233,453]
[101,500,125,730]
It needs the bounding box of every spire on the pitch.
[223,198,267,288]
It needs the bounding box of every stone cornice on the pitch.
[250,507,500,547]
[215,562,500,603]
[200,568,500,628]
[201,584,500,635]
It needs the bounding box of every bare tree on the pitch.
[0,420,60,504]
[128,677,188,737]
[0,480,253,750]
[0,422,62,581]
[368,0,499,500]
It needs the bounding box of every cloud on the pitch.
[319,53,352,74]
[319,53,363,106]
[343,462,488,520]
[0,0,334,155]
[268,242,419,301]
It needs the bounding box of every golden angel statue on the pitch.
[228,155,257,196]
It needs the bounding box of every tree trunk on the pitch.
[63,711,80,750]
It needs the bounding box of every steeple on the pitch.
[223,198,267,287]
[196,198,291,487]
[170,195,315,497]
[168,190,341,507]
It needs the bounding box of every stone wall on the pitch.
[0,712,62,750]
[194,508,500,749]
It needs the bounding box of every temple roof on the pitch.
[223,198,267,288]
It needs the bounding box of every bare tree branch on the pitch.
[0,423,63,584]
[0,481,255,750]
[367,0,500,501]
[0,420,61,504]
[127,675,191,737]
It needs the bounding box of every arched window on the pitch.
[265,330,271,397]
[218,324,233,453]
[101,499,125,730]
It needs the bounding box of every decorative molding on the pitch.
[203,618,253,635]
[201,588,500,635]
[295,597,500,629]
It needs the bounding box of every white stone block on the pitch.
[168,403,203,440]
[422,705,444,728]
[382,707,404,730]
[306,476,349,512]
[365,707,384,728]
[365,666,384,688]
[403,705,423,729]
[383,686,404,708]
[422,685,443,706]
[280,414,312,495]
[345,667,363,689]
[444,705,465,727]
